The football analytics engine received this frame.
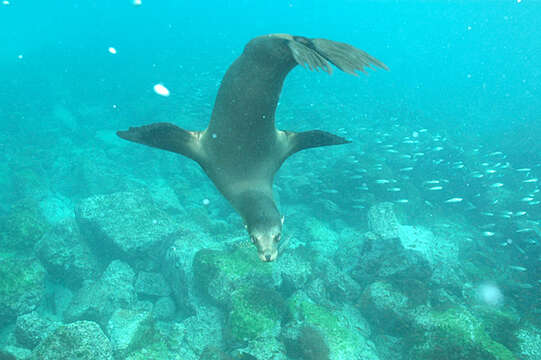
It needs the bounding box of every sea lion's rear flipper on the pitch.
[117,122,202,163]
[287,36,389,75]
[283,130,351,159]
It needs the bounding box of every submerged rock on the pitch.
[0,201,49,251]
[15,311,60,349]
[181,305,225,355]
[517,324,541,360]
[0,345,32,360]
[276,247,313,296]
[64,260,136,327]
[225,286,285,345]
[287,291,379,360]
[233,336,287,360]
[29,320,113,360]
[359,281,414,336]
[106,309,152,358]
[410,307,517,360]
[193,247,272,307]
[0,254,46,327]
[75,191,179,268]
[35,218,101,287]
[367,202,399,240]
[152,296,176,321]
[134,271,171,299]
[282,323,330,360]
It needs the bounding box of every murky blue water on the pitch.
[1,1,540,359]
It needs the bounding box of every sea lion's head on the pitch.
[237,191,284,262]
[249,219,283,262]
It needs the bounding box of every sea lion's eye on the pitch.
[274,234,281,242]
[250,235,257,244]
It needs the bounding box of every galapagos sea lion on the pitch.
[117,34,387,262]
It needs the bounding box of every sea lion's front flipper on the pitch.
[283,130,351,159]
[117,122,202,163]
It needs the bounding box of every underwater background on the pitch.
[1,0,540,359]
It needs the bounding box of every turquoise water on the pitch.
[1,1,540,359]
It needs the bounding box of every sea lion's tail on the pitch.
[286,35,388,75]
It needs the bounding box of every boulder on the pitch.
[192,247,272,307]
[29,320,113,360]
[275,247,313,296]
[152,297,176,321]
[134,271,171,299]
[410,307,517,360]
[517,324,541,360]
[367,202,399,240]
[0,202,49,251]
[15,312,60,349]
[181,305,225,355]
[0,254,46,327]
[287,291,380,360]
[64,260,136,327]
[106,309,152,358]
[75,191,179,268]
[0,345,32,360]
[233,336,287,360]
[35,218,101,287]
[359,281,414,336]
[318,261,362,304]
[225,286,285,345]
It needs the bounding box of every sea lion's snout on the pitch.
[251,231,280,262]
[259,249,278,262]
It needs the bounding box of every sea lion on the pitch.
[117,34,387,262]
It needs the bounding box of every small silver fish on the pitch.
[445,197,464,203]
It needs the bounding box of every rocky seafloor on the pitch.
[1,123,540,360]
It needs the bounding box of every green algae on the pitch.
[286,293,367,356]
[413,307,517,360]
[0,253,46,302]
[227,286,285,343]
[0,202,49,251]
[193,247,271,296]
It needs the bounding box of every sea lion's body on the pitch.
[117,34,387,261]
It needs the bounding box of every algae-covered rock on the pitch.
[152,296,176,321]
[193,247,272,307]
[233,336,287,360]
[411,307,517,360]
[276,247,313,296]
[0,345,32,360]
[124,338,170,360]
[0,202,49,251]
[15,311,60,349]
[0,253,46,327]
[161,305,223,357]
[29,320,113,360]
[282,323,330,360]
[287,291,380,360]
[318,261,362,304]
[359,281,414,336]
[35,218,101,287]
[517,324,541,360]
[75,191,179,267]
[199,346,232,360]
[225,286,285,345]
[64,260,136,327]
[134,271,171,299]
[302,216,339,255]
[473,305,520,350]
[106,309,152,358]
[367,202,400,240]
